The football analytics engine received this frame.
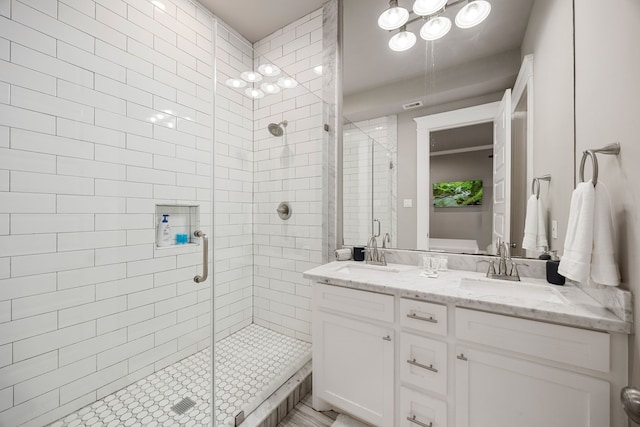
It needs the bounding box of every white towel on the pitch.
[590,182,620,286]
[558,181,595,283]
[522,195,548,251]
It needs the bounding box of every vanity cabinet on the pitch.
[311,282,627,427]
[312,284,395,427]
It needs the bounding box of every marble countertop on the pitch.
[303,261,631,334]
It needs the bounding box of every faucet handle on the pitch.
[487,260,496,276]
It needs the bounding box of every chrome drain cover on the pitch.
[171,397,196,415]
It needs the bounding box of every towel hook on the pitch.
[579,142,620,186]
[531,175,551,199]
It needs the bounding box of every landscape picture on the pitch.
[432,180,483,207]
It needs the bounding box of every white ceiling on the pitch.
[199,0,326,43]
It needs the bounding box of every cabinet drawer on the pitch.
[314,282,394,323]
[400,386,447,427]
[400,332,447,395]
[400,298,447,336]
[455,308,610,372]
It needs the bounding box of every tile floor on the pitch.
[277,394,337,427]
[49,324,311,427]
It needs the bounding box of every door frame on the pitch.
[414,102,501,250]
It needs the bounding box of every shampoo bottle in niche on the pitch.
[157,214,172,247]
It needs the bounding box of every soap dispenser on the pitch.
[157,214,172,247]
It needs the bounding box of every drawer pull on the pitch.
[382,335,392,341]
[407,312,438,323]
[407,414,433,427]
[457,353,468,361]
[407,358,438,373]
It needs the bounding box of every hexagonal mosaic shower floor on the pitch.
[49,324,312,427]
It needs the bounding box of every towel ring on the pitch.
[579,142,620,187]
[531,175,551,199]
[579,150,598,186]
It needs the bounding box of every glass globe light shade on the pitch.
[226,78,246,88]
[455,0,491,29]
[260,82,281,94]
[413,0,447,16]
[240,71,263,83]
[277,76,298,89]
[257,63,280,77]
[388,28,417,52]
[420,16,452,40]
[378,1,409,30]
[244,88,264,99]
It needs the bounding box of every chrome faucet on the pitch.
[485,240,523,281]
[366,234,387,266]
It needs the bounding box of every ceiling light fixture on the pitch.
[455,0,491,29]
[379,0,492,51]
[389,26,417,52]
[420,16,451,40]
[413,0,447,16]
[378,0,409,30]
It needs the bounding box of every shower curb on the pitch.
[239,361,312,427]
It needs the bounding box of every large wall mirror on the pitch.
[342,0,575,259]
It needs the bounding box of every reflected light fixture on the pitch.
[277,76,298,89]
[258,63,280,77]
[380,0,492,51]
[378,0,409,30]
[240,71,262,83]
[245,88,265,99]
[313,65,323,75]
[455,0,491,28]
[420,16,451,40]
[226,78,246,88]
[261,82,281,94]
[389,26,416,51]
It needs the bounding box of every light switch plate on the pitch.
[551,220,558,239]
[403,199,413,208]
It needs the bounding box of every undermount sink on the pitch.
[459,277,568,305]
[337,263,400,277]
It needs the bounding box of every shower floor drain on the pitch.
[171,397,196,415]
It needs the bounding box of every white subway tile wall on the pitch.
[252,10,324,343]
[213,24,254,342]
[343,116,397,247]
[0,1,214,425]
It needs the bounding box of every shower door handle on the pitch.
[193,230,208,283]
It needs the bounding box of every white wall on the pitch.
[574,0,640,385]
[0,1,214,425]
[213,24,254,342]
[521,0,574,255]
[252,10,324,342]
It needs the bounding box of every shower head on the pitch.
[268,120,288,137]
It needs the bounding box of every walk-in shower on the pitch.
[0,2,331,426]
[267,120,288,137]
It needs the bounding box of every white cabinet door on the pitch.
[455,347,610,427]
[314,310,394,427]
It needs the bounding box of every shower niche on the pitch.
[155,204,200,248]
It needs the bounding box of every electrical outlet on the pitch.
[552,220,558,239]
[403,199,413,208]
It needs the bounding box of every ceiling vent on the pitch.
[402,101,424,110]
